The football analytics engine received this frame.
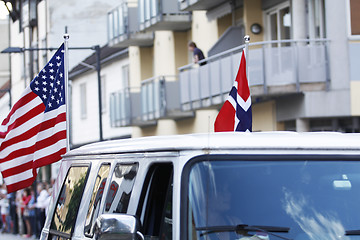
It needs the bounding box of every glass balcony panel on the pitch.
[151,0,158,18]
[108,13,114,40]
[119,91,126,121]
[110,90,132,127]
[139,0,145,23]
[249,48,264,86]
[113,9,119,38]
[190,68,200,102]
[298,44,326,83]
[141,84,148,115]
[145,0,151,21]
[199,65,210,100]
[265,46,296,86]
[118,7,123,36]
[231,52,242,81]
[220,55,234,95]
[180,72,190,105]
[209,61,221,97]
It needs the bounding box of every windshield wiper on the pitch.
[345,230,360,235]
[196,224,292,240]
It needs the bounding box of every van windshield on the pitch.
[187,160,360,240]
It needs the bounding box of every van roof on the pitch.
[65,132,360,157]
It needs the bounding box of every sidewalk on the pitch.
[0,232,36,240]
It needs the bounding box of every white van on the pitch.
[40,132,360,240]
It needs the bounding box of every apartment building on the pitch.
[69,45,132,147]
[2,0,360,147]
[104,0,360,137]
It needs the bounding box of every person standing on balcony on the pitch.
[188,41,207,66]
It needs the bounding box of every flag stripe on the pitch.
[5,169,34,187]
[0,97,45,139]
[0,111,66,159]
[0,88,35,126]
[34,145,67,168]
[0,130,66,167]
[0,112,66,152]
[0,119,66,162]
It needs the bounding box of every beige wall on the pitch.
[350,81,360,116]
[154,31,176,76]
[140,47,154,80]
[129,46,141,89]
[243,0,264,43]
[129,46,154,88]
[174,31,189,74]
[132,109,219,138]
[217,7,244,38]
[252,101,277,131]
[191,11,219,55]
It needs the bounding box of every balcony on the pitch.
[179,39,330,111]
[107,2,154,47]
[138,0,191,31]
[178,0,229,11]
[141,76,193,121]
[110,88,156,127]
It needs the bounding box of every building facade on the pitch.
[2,0,360,149]
[105,0,360,136]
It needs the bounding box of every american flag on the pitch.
[0,44,67,192]
[214,49,252,132]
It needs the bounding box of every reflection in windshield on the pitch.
[283,188,348,240]
[187,160,360,240]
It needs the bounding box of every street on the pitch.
[0,233,35,240]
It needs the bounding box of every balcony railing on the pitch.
[107,2,153,47]
[141,75,193,121]
[110,88,152,127]
[179,39,330,111]
[178,0,228,11]
[138,0,191,31]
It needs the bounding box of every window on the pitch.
[349,0,360,36]
[307,0,325,39]
[104,163,139,213]
[80,83,87,119]
[121,65,129,90]
[137,164,173,240]
[265,2,291,46]
[49,165,90,240]
[84,164,110,237]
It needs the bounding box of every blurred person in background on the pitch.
[22,188,32,237]
[36,182,49,237]
[0,184,9,233]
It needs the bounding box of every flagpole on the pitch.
[244,35,250,83]
[63,34,70,152]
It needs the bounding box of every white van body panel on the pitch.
[41,132,360,240]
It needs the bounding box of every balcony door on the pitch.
[265,2,291,46]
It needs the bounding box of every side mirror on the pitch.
[94,214,144,240]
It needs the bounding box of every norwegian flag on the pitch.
[214,49,252,132]
[0,44,67,192]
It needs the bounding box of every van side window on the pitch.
[104,163,139,213]
[49,165,90,240]
[84,163,110,237]
[138,164,173,240]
